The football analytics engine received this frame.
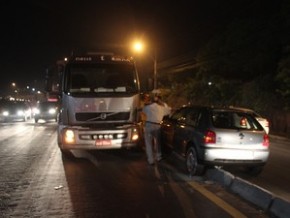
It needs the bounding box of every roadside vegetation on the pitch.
[158,1,290,137]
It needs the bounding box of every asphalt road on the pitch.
[0,121,273,217]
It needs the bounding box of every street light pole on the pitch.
[153,52,157,90]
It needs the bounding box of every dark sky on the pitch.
[0,0,248,90]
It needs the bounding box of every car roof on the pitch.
[228,106,253,112]
[181,105,257,114]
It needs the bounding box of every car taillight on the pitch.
[263,134,269,147]
[204,130,216,144]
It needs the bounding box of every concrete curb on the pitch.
[230,177,272,210]
[206,168,290,218]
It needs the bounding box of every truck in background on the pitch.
[46,53,142,154]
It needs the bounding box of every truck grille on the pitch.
[75,112,130,122]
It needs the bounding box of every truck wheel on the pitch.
[60,149,74,159]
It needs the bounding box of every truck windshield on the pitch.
[64,63,138,94]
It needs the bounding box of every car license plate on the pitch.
[95,139,112,148]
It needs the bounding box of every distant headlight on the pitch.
[49,108,56,114]
[3,111,9,116]
[17,110,24,116]
[34,108,40,114]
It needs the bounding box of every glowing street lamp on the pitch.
[133,41,144,53]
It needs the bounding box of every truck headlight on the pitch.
[64,129,75,144]
[131,128,139,141]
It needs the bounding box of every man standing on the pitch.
[142,94,171,165]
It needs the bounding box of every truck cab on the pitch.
[56,53,142,153]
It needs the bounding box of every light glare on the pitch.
[64,130,75,144]
[133,42,143,53]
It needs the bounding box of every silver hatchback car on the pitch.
[160,106,270,176]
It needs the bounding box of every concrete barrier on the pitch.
[270,197,290,218]
[206,168,290,218]
[230,177,272,210]
[205,168,234,187]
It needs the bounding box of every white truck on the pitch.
[55,53,142,154]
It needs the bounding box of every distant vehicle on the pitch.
[0,100,32,122]
[160,106,270,176]
[33,101,59,123]
[229,106,270,134]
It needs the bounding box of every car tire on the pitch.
[185,147,205,176]
[35,118,38,123]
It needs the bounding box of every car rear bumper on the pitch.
[202,148,269,165]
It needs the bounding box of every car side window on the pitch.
[185,109,201,127]
[213,113,231,128]
[171,108,187,122]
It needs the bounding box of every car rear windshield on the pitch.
[211,110,264,131]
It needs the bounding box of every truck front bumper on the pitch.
[58,124,140,150]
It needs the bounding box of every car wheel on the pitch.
[185,147,205,176]
[186,147,198,176]
[35,118,38,123]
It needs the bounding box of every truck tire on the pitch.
[60,148,74,159]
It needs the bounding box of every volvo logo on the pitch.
[100,113,107,120]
